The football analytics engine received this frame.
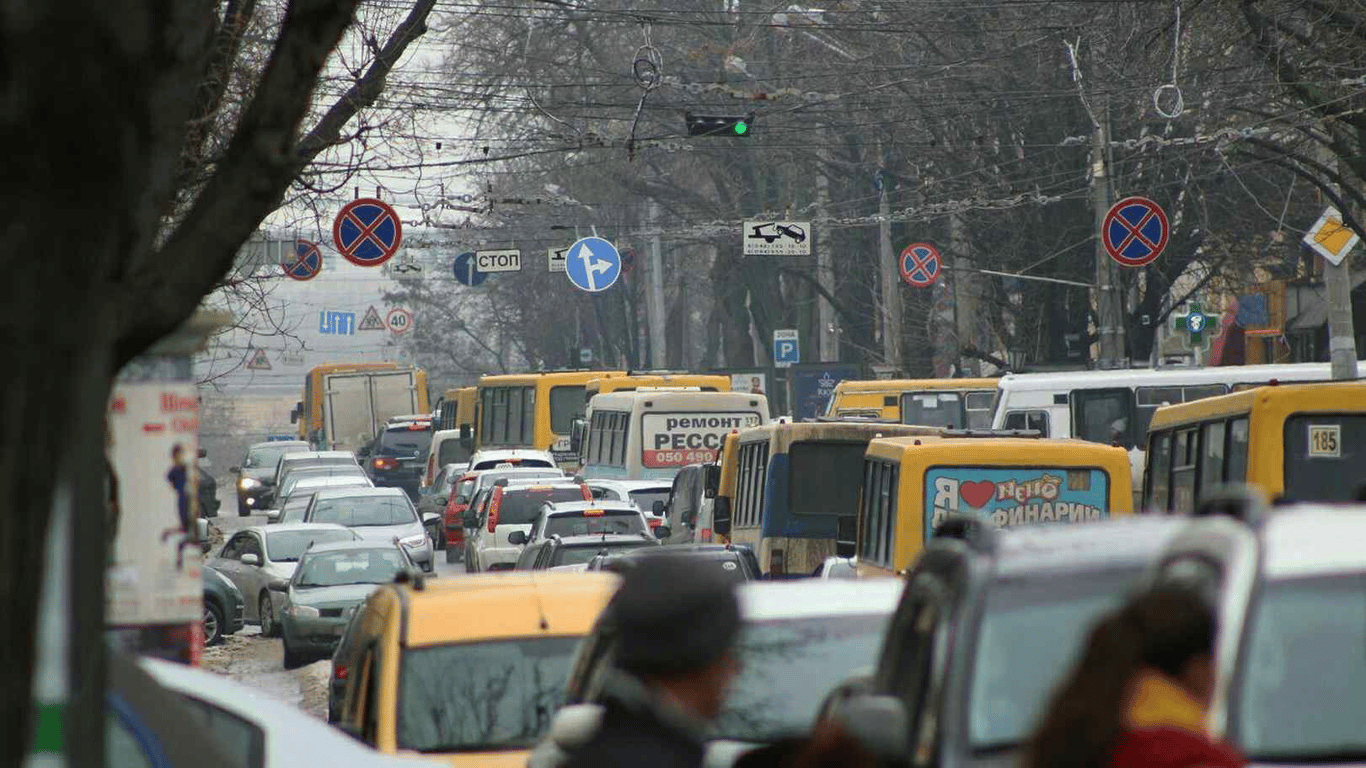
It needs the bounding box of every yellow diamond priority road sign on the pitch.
[1303,207,1360,266]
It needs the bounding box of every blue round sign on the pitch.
[452,251,487,287]
[564,237,621,293]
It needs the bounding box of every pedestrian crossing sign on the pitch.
[245,348,271,370]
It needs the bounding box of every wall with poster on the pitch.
[106,381,204,662]
[717,367,777,415]
[790,363,863,421]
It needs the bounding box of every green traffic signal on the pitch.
[733,120,749,136]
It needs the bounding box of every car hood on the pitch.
[289,583,381,608]
[265,562,297,581]
[348,522,425,542]
[242,467,275,482]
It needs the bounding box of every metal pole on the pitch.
[816,169,838,361]
[1318,141,1358,379]
[647,201,667,369]
[1092,106,1121,367]
[878,155,902,370]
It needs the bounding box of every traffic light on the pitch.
[685,112,754,138]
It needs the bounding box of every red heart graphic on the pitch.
[959,480,997,509]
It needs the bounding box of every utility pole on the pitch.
[816,168,838,361]
[646,200,667,369]
[1092,104,1123,368]
[1317,140,1358,379]
[878,155,902,371]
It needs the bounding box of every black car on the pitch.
[836,516,1187,767]
[201,565,245,646]
[514,532,659,571]
[365,422,432,501]
[230,440,310,516]
[587,543,761,582]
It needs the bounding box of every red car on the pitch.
[442,472,478,562]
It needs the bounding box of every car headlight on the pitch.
[399,534,427,548]
[287,604,319,618]
[238,477,261,490]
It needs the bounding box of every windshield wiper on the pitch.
[416,742,530,754]
[971,740,1020,756]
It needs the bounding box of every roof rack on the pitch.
[1193,484,1268,525]
[940,428,1041,439]
[931,515,997,550]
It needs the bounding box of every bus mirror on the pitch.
[712,497,732,536]
[459,424,472,448]
[569,418,586,454]
[290,402,302,424]
[652,500,666,515]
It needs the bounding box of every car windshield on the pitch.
[310,496,417,527]
[499,487,586,525]
[628,489,670,512]
[377,427,432,458]
[714,613,890,742]
[397,636,580,752]
[283,472,367,495]
[245,445,302,469]
[543,511,646,538]
[1234,574,1366,761]
[277,494,314,524]
[264,529,356,562]
[967,569,1142,751]
[295,549,407,587]
[555,541,655,567]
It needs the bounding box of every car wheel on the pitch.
[445,547,459,564]
[204,599,225,646]
[259,594,279,638]
[282,636,305,670]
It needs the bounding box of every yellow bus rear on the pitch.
[857,436,1134,577]
[585,373,731,398]
[1144,381,1366,512]
[475,371,626,467]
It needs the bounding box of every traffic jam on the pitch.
[108,365,1366,768]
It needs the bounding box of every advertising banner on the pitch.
[106,383,203,627]
[924,466,1111,534]
[641,412,764,468]
[790,364,862,421]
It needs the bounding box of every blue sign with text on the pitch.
[319,311,356,335]
[790,364,862,421]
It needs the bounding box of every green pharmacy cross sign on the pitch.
[1173,302,1220,349]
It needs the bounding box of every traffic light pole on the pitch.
[878,164,902,371]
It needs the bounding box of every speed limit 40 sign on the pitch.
[386,308,413,334]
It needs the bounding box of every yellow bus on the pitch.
[1143,381,1366,513]
[294,363,430,452]
[585,373,731,398]
[856,436,1134,577]
[824,378,999,427]
[475,371,626,466]
[726,421,944,577]
[434,386,477,433]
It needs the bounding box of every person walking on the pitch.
[1022,585,1243,768]
[543,554,743,768]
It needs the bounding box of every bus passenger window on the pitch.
[1200,421,1226,492]
[1147,431,1172,511]
[1226,418,1249,482]
[1073,389,1135,448]
[964,392,996,429]
[1003,410,1048,435]
[1170,428,1199,514]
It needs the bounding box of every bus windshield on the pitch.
[901,392,966,429]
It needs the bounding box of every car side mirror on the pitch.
[462,509,478,528]
[421,512,441,527]
[507,530,528,546]
[654,525,671,540]
[240,553,260,566]
[651,500,666,515]
[712,497,732,536]
[833,694,909,759]
[265,509,282,523]
[267,578,289,592]
[195,518,210,541]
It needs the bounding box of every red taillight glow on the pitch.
[647,518,662,528]
[335,663,348,680]
[372,457,398,470]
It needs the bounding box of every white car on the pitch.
[464,480,592,572]
[140,656,448,768]
[267,473,373,523]
[587,479,673,521]
[465,448,558,472]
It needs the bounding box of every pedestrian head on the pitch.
[1022,584,1217,768]
[608,552,742,719]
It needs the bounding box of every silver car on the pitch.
[206,523,358,637]
[302,487,435,572]
[275,540,414,669]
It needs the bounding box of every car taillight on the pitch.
[335,663,348,680]
[488,490,502,532]
[372,457,398,471]
[647,518,662,528]
[700,528,713,542]
[580,485,593,501]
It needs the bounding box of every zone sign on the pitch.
[476,249,522,273]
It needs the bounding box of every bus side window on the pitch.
[964,391,995,429]
[1147,431,1173,511]
[1003,410,1048,435]
[1170,428,1200,514]
[1199,421,1227,493]
[1226,418,1249,482]
[1073,388,1135,448]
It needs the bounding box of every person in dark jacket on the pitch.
[558,553,742,768]
[1022,585,1243,768]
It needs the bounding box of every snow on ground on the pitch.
[202,626,332,719]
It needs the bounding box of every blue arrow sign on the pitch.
[564,237,621,292]
[452,251,487,287]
